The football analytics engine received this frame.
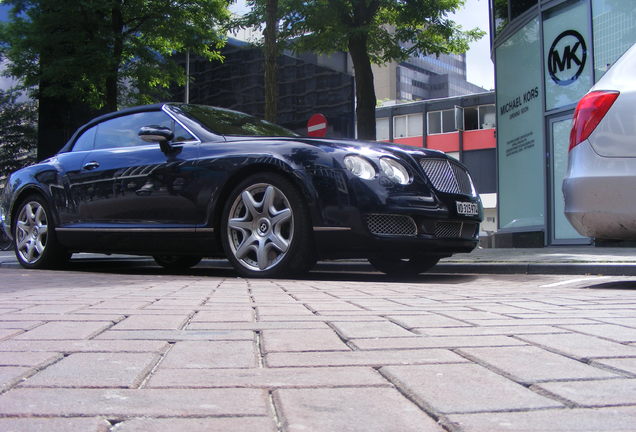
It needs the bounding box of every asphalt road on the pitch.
[1,257,636,431]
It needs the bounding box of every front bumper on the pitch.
[307,168,482,259]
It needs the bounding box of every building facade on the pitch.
[174,39,355,138]
[491,0,635,246]
[376,92,498,233]
[374,52,488,102]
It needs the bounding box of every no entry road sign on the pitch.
[307,113,327,137]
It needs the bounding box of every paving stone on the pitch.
[95,329,253,341]
[0,417,111,432]
[0,351,62,367]
[536,379,636,406]
[458,346,618,384]
[0,329,23,340]
[416,325,566,337]
[148,366,388,388]
[274,387,444,432]
[111,315,190,330]
[0,388,267,416]
[0,321,43,330]
[159,340,257,369]
[266,348,467,367]
[0,366,32,390]
[560,324,636,343]
[191,310,255,322]
[0,314,125,322]
[17,304,90,314]
[22,353,159,388]
[446,406,636,432]
[113,417,276,432]
[329,321,415,339]
[387,314,474,329]
[261,329,349,352]
[186,321,328,330]
[380,364,562,414]
[517,333,636,360]
[351,335,526,350]
[591,358,636,375]
[13,321,113,340]
[0,340,169,353]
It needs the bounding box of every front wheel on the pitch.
[221,173,314,278]
[12,195,70,269]
[368,254,441,276]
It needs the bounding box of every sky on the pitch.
[230,0,495,90]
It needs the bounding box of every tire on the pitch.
[368,254,441,276]
[220,173,314,278]
[12,194,70,269]
[153,255,202,270]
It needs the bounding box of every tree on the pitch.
[0,0,231,159]
[276,0,485,140]
[0,90,37,181]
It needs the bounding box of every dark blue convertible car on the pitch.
[0,104,482,277]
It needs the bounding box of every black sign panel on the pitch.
[548,30,587,86]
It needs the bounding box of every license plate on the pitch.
[456,201,479,216]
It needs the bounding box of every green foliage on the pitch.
[275,0,485,63]
[0,90,37,181]
[0,0,231,110]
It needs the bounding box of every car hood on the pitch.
[224,135,451,162]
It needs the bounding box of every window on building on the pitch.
[407,113,423,136]
[442,109,456,133]
[394,115,407,138]
[427,111,442,134]
[479,105,496,129]
[464,107,479,130]
[377,117,390,141]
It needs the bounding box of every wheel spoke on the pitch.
[35,239,45,255]
[262,186,276,215]
[241,190,262,219]
[235,234,258,260]
[268,232,289,253]
[16,236,29,250]
[228,218,253,232]
[25,241,35,262]
[35,205,46,225]
[270,208,291,226]
[256,238,271,270]
[16,221,29,235]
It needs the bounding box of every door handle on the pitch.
[83,161,100,170]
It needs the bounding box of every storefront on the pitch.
[490,0,635,246]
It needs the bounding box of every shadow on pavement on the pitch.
[584,280,636,290]
[53,258,476,284]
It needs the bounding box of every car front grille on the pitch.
[434,222,478,239]
[366,214,417,237]
[419,159,474,195]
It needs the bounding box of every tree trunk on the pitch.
[263,0,278,122]
[348,33,376,141]
[106,1,124,112]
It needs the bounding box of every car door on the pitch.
[76,110,202,227]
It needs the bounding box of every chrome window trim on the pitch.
[162,104,202,144]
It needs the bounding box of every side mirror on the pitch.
[138,126,175,153]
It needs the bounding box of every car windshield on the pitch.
[173,104,298,137]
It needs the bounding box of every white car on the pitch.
[563,42,636,240]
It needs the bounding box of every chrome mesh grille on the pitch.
[434,222,478,239]
[366,214,417,237]
[419,159,473,195]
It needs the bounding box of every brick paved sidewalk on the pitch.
[1,267,636,431]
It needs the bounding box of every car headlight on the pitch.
[379,157,410,185]
[344,155,376,180]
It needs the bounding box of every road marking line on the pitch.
[540,276,610,288]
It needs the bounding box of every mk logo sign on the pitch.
[548,30,587,86]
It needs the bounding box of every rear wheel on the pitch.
[12,195,70,269]
[221,173,314,278]
[153,255,202,270]
[368,254,441,276]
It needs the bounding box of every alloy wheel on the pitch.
[15,201,49,265]
[226,183,294,272]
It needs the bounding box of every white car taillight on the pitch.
[569,90,619,151]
